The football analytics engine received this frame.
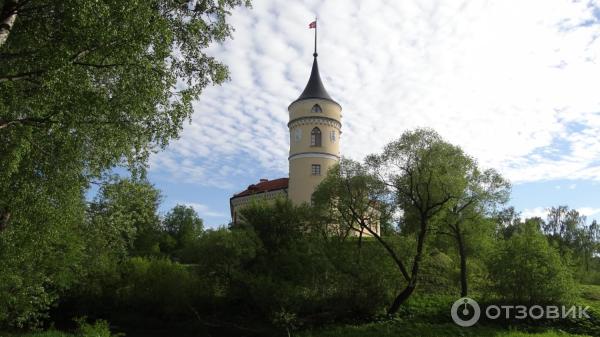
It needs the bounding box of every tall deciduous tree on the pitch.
[367,128,473,313]
[313,158,406,277]
[0,3,248,325]
[88,178,162,257]
[162,204,204,260]
[436,167,510,297]
[315,129,475,314]
[0,0,250,230]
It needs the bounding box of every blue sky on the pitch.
[147,0,600,227]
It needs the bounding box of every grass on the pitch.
[4,285,600,337]
[298,285,600,337]
[298,321,591,337]
[0,332,73,337]
[579,284,600,307]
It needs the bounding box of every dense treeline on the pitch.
[2,130,599,337]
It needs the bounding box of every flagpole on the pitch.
[314,16,317,57]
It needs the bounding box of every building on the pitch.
[230,41,340,223]
[230,33,378,236]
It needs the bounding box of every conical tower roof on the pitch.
[290,54,340,108]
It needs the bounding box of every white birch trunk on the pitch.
[0,0,19,48]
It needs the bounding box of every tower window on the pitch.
[310,127,321,147]
[311,104,322,113]
[311,164,321,176]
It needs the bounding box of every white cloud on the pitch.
[577,207,600,218]
[521,206,600,221]
[521,207,548,220]
[176,202,227,218]
[150,0,600,187]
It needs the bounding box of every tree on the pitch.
[436,167,510,297]
[88,178,162,257]
[544,206,586,257]
[0,0,250,230]
[542,206,600,276]
[366,128,474,313]
[580,220,600,272]
[487,219,576,304]
[237,198,308,253]
[494,206,522,239]
[314,129,474,314]
[0,173,86,328]
[162,204,204,261]
[313,158,407,269]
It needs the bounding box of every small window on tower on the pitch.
[311,164,321,176]
[311,104,322,113]
[310,127,321,147]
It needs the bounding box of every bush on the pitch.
[75,318,122,337]
[116,257,200,321]
[487,222,576,304]
[0,211,85,329]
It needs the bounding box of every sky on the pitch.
[148,0,600,228]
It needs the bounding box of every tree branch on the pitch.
[0,70,43,83]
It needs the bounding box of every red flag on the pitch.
[309,21,316,29]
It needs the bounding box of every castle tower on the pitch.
[288,27,342,205]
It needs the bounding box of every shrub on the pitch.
[487,222,576,304]
[116,257,200,321]
[75,317,122,337]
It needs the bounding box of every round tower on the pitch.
[288,50,342,205]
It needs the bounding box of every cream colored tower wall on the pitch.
[288,98,342,204]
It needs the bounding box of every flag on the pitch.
[309,21,316,29]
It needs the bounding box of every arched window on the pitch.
[310,127,321,147]
[311,104,322,113]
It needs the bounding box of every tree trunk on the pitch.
[0,0,19,48]
[388,282,416,314]
[0,210,10,231]
[387,218,428,314]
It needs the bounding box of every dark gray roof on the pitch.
[290,56,340,107]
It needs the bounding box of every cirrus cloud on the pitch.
[150,0,600,190]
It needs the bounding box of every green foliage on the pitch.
[75,317,122,337]
[162,204,203,262]
[0,331,75,337]
[0,180,86,328]
[88,178,162,257]
[367,128,473,230]
[298,322,589,337]
[313,159,390,236]
[193,226,261,297]
[0,0,249,326]
[487,220,576,304]
[116,257,200,321]
[238,198,308,252]
[417,250,458,293]
[2,121,594,335]
[1,0,251,176]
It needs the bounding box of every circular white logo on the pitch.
[451,297,481,327]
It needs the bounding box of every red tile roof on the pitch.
[233,177,289,198]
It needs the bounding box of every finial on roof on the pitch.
[313,16,318,57]
[290,17,339,107]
